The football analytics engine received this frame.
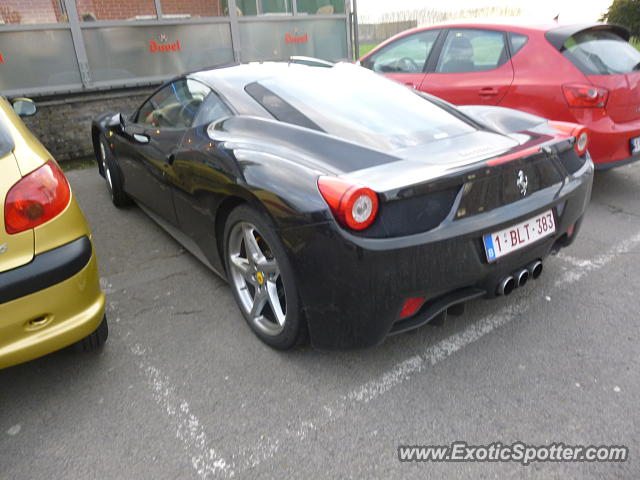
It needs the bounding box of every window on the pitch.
[0,118,13,159]
[248,64,476,152]
[245,82,321,130]
[561,30,640,75]
[193,92,233,126]
[160,0,224,19]
[0,0,66,24]
[137,79,211,129]
[510,33,528,56]
[436,29,508,73]
[364,30,440,74]
[75,0,157,21]
[232,0,291,16]
[296,0,345,15]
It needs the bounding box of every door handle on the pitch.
[133,133,150,144]
[479,87,499,97]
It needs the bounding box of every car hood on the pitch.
[342,130,519,192]
[214,116,518,180]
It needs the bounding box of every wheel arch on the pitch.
[213,188,283,275]
[214,195,247,274]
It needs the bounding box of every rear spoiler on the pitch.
[288,56,335,68]
[545,23,631,50]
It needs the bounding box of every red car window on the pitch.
[365,30,440,74]
[436,29,508,73]
[561,30,640,75]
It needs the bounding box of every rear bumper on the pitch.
[569,110,640,167]
[0,236,105,369]
[0,236,92,304]
[282,162,593,350]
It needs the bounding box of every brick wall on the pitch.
[74,0,223,21]
[75,0,157,21]
[161,0,222,18]
[0,0,223,24]
[22,87,155,162]
[0,0,64,24]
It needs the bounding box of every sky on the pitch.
[357,0,614,24]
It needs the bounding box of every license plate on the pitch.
[483,210,556,262]
[631,136,640,155]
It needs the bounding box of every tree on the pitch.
[600,0,640,40]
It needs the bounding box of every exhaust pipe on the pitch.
[497,276,516,296]
[528,260,543,279]
[516,268,529,288]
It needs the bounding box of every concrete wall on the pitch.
[22,87,156,163]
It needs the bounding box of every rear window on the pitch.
[510,33,528,55]
[245,64,475,151]
[0,117,13,158]
[562,30,640,75]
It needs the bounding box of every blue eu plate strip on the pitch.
[483,234,496,262]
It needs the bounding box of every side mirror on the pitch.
[106,112,127,129]
[12,98,37,118]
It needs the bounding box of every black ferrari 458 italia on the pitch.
[92,62,593,350]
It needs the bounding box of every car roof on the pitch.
[189,62,314,116]
[378,19,558,39]
[425,17,561,32]
[361,21,630,60]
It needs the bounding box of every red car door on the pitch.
[420,28,514,106]
[360,29,442,90]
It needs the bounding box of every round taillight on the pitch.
[548,121,589,157]
[317,176,379,231]
[574,129,588,156]
[343,187,378,230]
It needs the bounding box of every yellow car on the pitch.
[0,97,107,369]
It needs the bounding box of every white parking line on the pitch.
[235,229,640,473]
[129,342,234,479]
[555,231,640,287]
[113,230,640,477]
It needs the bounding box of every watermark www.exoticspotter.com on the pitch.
[398,442,628,466]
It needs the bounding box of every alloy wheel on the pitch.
[228,221,287,336]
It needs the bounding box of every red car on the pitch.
[360,21,640,169]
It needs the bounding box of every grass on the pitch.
[356,43,378,59]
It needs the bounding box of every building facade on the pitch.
[0,0,352,161]
[0,0,351,97]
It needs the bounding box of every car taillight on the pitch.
[548,121,589,156]
[562,83,608,108]
[4,160,71,234]
[317,176,379,230]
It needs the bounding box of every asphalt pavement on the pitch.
[1,163,639,479]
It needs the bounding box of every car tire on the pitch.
[98,135,131,208]
[224,205,307,349]
[73,315,109,352]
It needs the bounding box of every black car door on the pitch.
[170,87,235,272]
[118,79,198,226]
